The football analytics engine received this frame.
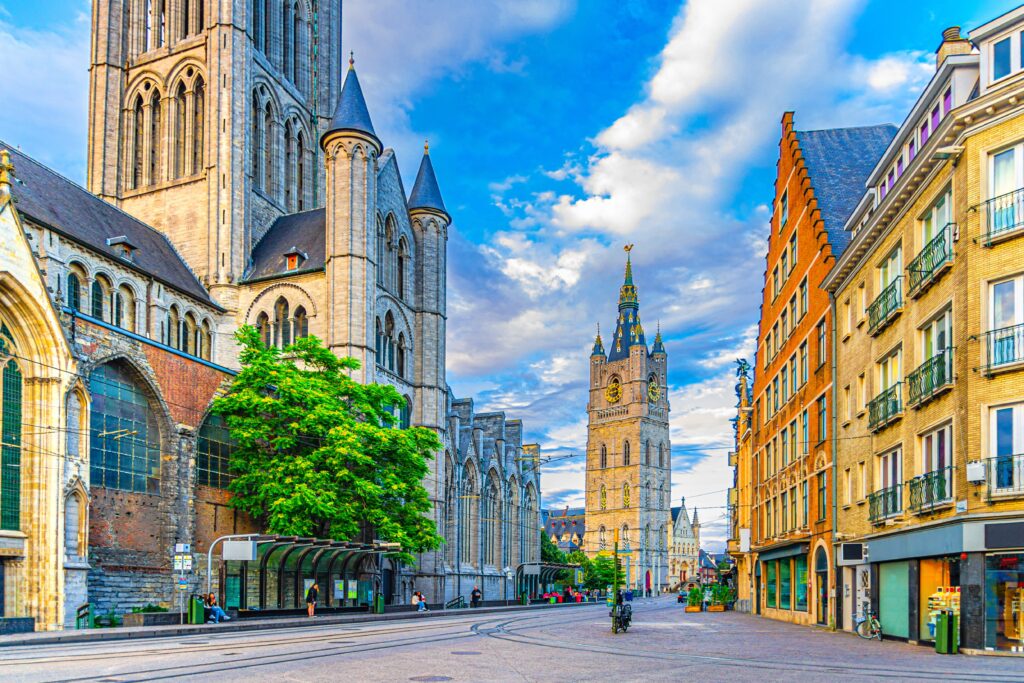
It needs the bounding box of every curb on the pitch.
[0,600,598,648]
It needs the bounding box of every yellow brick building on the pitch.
[584,250,671,594]
[823,15,1024,653]
[727,364,754,612]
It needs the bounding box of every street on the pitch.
[3,597,1022,682]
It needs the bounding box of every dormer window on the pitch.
[283,246,306,271]
[994,35,1012,80]
[106,236,137,262]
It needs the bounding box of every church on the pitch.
[0,1,539,630]
[583,250,671,594]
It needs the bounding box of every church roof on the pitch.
[244,208,327,282]
[408,147,448,217]
[607,249,646,362]
[324,59,377,143]
[0,142,215,306]
[795,123,897,256]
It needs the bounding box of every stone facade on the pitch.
[667,498,699,590]
[583,252,671,593]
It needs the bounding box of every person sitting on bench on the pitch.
[205,593,230,623]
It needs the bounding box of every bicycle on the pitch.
[855,608,882,640]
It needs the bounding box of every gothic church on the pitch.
[0,0,539,630]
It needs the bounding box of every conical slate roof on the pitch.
[408,146,447,216]
[324,58,376,141]
[608,249,645,362]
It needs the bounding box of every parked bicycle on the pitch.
[855,605,882,640]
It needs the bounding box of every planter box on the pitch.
[122,612,181,627]
[684,606,702,613]
[707,605,725,612]
[0,617,35,634]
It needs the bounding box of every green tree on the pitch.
[212,327,441,563]
[587,554,625,590]
[540,531,566,564]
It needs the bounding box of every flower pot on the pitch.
[708,605,725,612]
[684,606,702,613]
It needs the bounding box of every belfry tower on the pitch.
[584,247,672,593]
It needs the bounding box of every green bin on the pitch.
[373,593,385,614]
[935,611,959,654]
[189,596,206,624]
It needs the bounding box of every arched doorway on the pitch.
[645,570,651,594]
[815,546,829,625]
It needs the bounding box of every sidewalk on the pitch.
[0,600,596,648]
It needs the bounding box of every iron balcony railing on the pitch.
[981,322,1024,373]
[983,187,1024,246]
[868,382,902,431]
[908,466,953,513]
[868,483,902,523]
[907,224,954,296]
[907,349,953,407]
[868,277,903,335]
[987,454,1024,499]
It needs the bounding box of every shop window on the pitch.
[766,561,777,608]
[795,554,808,611]
[986,553,1024,651]
[780,558,792,609]
[920,557,959,643]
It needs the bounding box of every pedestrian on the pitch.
[205,593,230,623]
[470,585,482,608]
[417,591,427,612]
[306,582,319,617]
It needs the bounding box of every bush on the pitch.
[711,584,733,606]
[687,587,702,607]
[131,603,169,614]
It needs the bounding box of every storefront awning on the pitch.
[758,543,809,563]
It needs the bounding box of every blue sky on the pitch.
[0,0,1018,548]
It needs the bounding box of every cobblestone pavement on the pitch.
[3,597,1023,682]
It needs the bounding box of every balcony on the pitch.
[987,454,1024,499]
[868,277,903,336]
[981,323,1024,375]
[907,466,953,514]
[907,349,953,407]
[982,187,1024,246]
[868,383,902,432]
[868,484,902,524]
[907,224,954,297]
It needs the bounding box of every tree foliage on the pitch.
[565,550,624,590]
[540,531,566,564]
[212,327,441,563]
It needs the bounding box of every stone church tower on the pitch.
[86,0,344,308]
[584,249,671,593]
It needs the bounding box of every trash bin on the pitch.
[189,596,206,624]
[935,611,959,654]
[373,593,385,614]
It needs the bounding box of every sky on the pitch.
[0,0,1017,550]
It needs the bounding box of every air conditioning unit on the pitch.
[837,542,866,566]
[966,461,986,483]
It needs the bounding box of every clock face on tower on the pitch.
[648,377,661,402]
[605,377,622,404]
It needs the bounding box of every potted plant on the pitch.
[685,587,702,613]
[708,584,729,612]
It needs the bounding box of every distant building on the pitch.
[542,507,586,553]
[668,498,700,589]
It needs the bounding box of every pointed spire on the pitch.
[652,321,666,354]
[409,142,449,218]
[608,245,644,361]
[322,53,379,148]
[591,323,605,357]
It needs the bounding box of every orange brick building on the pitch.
[744,114,895,625]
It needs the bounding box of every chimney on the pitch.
[936,26,971,70]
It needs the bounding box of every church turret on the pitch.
[591,325,606,359]
[608,246,646,361]
[410,142,449,431]
[322,56,382,380]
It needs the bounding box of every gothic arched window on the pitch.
[645,439,651,466]
[623,440,631,466]
[91,276,110,321]
[622,482,631,508]
[397,237,407,300]
[284,121,294,210]
[599,484,606,510]
[67,267,83,311]
[375,216,385,286]
[293,306,308,340]
[262,0,271,55]
[396,333,406,379]
[263,101,274,193]
[115,284,135,331]
[598,525,607,550]
[623,524,631,550]
[659,443,665,468]
[256,311,271,348]
[192,77,205,173]
[168,305,180,347]
[296,131,306,210]
[183,312,198,354]
[132,95,145,189]
[273,297,289,347]
[251,92,261,188]
[196,413,236,489]
[600,444,607,469]
[0,332,23,531]
[252,0,263,49]
[374,317,383,362]
[89,362,161,493]
[281,2,292,78]
[148,91,162,185]
[200,320,212,360]
[384,312,395,372]
[174,82,187,178]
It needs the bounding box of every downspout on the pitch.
[829,289,839,631]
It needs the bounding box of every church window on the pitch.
[199,320,212,360]
[622,483,631,508]
[293,307,308,340]
[263,102,274,194]
[397,238,407,300]
[174,82,187,178]
[282,2,291,78]
[384,312,395,372]
[296,131,306,210]
[168,305,181,348]
[262,0,271,55]
[132,96,145,189]
[89,362,161,493]
[645,440,651,466]
[183,312,198,354]
[64,490,86,558]
[113,285,136,331]
[192,78,205,173]
[623,440,630,466]
[600,444,607,469]
[91,276,110,321]
[291,2,302,85]
[256,311,271,348]
[599,484,606,510]
[396,333,406,379]
[374,317,383,361]
[143,0,153,51]
[196,413,235,489]
[622,524,630,550]
[251,93,262,188]
[284,121,294,210]
[149,91,162,185]
[252,0,262,49]
[0,330,22,531]
[658,443,665,468]
[375,217,385,286]
[273,297,290,347]
[155,0,165,47]
[67,271,82,311]
[459,464,476,564]
[598,525,607,550]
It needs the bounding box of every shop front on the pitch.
[757,543,811,624]
[983,521,1024,653]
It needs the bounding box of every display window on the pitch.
[780,559,792,609]
[986,553,1024,652]
[919,557,959,643]
[766,561,777,608]
[795,554,809,611]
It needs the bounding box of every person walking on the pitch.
[306,582,319,617]
[470,585,482,608]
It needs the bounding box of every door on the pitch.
[815,547,829,625]
[878,561,910,639]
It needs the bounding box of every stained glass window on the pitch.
[0,326,22,530]
[89,363,160,493]
[196,413,235,489]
